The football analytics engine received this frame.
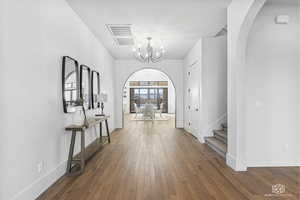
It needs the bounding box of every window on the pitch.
[130,88,168,113]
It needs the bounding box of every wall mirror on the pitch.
[62,56,80,113]
[91,71,100,109]
[80,65,91,110]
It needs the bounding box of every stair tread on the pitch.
[214,130,227,137]
[205,137,227,153]
[215,134,227,144]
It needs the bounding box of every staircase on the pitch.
[205,123,227,158]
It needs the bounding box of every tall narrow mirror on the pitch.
[80,65,91,110]
[91,71,100,109]
[62,56,79,113]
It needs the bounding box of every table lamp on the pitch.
[74,98,88,127]
[99,92,108,116]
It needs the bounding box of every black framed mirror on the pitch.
[91,71,100,109]
[80,65,91,110]
[62,56,80,113]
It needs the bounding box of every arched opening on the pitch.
[245,0,300,167]
[228,0,299,170]
[121,68,176,128]
[227,0,266,171]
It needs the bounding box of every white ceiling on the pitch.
[67,0,231,59]
[268,0,299,4]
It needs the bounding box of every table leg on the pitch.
[100,122,103,143]
[80,130,85,173]
[105,119,111,143]
[66,131,76,174]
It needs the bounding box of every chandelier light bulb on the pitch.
[132,48,136,52]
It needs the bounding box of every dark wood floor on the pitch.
[39,115,300,200]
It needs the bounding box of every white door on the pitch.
[186,61,200,138]
[186,75,192,132]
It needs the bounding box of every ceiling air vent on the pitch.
[106,24,132,37]
[116,38,135,46]
[106,24,134,46]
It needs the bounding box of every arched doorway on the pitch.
[121,68,176,128]
[227,0,266,171]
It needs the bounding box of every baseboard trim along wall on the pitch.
[11,128,117,200]
[226,153,236,170]
[12,161,67,200]
[226,153,247,172]
[247,161,300,168]
[198,136,205,144]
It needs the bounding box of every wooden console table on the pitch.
[65,115,110,175]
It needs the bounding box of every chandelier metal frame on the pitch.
[132,37,165,63]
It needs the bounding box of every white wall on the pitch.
[183,36,227,141]
[115,60,184,128]
[201,36,227,137]
[245,1,300,167]
[123,69,176,114]
[0,0,115,199]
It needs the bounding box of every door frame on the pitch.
[185,60,202,139]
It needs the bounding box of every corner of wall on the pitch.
[226,153,247,172]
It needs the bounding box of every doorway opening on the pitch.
[122,69,176,128]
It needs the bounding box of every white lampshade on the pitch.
[99,92,108,102]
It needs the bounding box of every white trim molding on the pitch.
[197,136,205,144]
[11,161,67,200]
[226,153,247,171]
[227,0,266,172]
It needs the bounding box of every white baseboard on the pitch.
[226,153,236,170]
[12,161,67,200]
[197,136,205,143]
[226,153,247,171]
[10,127,118,200]
[247,161,300,168]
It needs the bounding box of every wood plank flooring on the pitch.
[38,115,300,200]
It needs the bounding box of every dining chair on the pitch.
[134,103,142,119]
[155,103,164,118]
[143,104,155,121]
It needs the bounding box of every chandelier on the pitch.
[132,37,165,63]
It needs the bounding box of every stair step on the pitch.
[215,134,227,144]
[214,130,227,144]
[214,130,227,137]
[205,137,227,158]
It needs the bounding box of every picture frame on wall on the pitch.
[80,64,91,110]
[91,70,101,109]
[62,56,80,113]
